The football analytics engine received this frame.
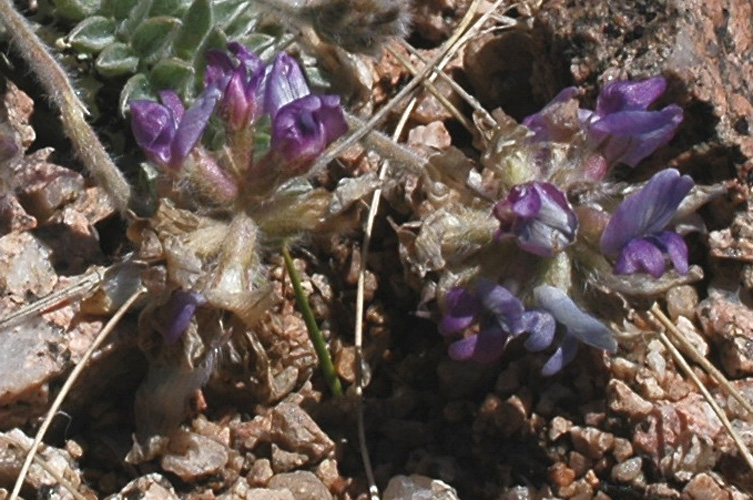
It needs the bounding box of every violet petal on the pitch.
[541,334,579,376]
[129,100,176,166]
[614,237,666,278]
[263,52,311,118]
[164,290,207,344]
[656,230,689,275]
[448,325,509,363]
[534,285,617,353]
[438,287,481,336]
[596,76,667,115]
[587,105,683,167]
[171,87,220,165]
[600,168,694,255]
[521,310,556,352]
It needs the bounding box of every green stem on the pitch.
[282,245,343,397]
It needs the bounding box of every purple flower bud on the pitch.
[583,77,683,167]
[130,88,219,169]
[161,290,207,344]
[205,42,266,131]
[493,182,578,257]
[440,279,555,364]
[600,168,694,278]
[534,285,617,375]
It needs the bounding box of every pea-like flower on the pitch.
[600,168,694,278]
[130,88,219,170]
[439,278,555,364]
[581,76,683,167]
[493,182,578,257]
[260,53,348,175]
[533,285,617,375]
[523,76,683,168]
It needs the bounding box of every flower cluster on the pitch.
[437,76,718,374]
[129,42,348,203]
[128,43,349,344]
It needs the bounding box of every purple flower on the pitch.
[256,53,347,174]
[161,290,207,344]
[493,182,578,257]
[533,285,617,375]
[205,42,266,131]
[582,76,683,167]
[439,278,554,363]
[271,95,348,174]
[130,88,219,169]
[600,168,694,278]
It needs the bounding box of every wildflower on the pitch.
[259,53,348,175]
[581,76,683,167]
[130,88,219,169]
[439,278,554,363]
[204,42,266,131]
[522,77,683,168]
[493,182,578,257]
[160,290,207,344]
[533,285,617,375]
[600,168,693,278]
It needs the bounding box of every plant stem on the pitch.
[282,245,343,397]
[0,0,132,213]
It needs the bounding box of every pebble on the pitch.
[570,426,614,460]
[611,456,643,483]
[382,475,460,500]
[549,462,575,488]
[607,380,653,417]
[268,471,333,500]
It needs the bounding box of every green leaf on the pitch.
[150,58,195,97]
[119,73,154,117]
[101,0,140,19]
[119,0,153,39]
[131,16,181,64]
[67,16,116,54]
[52,0,100,21]
[214,0,251,29]
[95,43,139,78]
[149,0,192,17]
[173,0,212,59]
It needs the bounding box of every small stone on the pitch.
[271,444,309,473]
[682,472,729,500]
[644,483,680,499]
[666,285,699,321]
[245,489,295,500]
[570,426,614,460]
[268,471,333,500]
[611,438,633,462]
[247,458,274,487]
[548,462,575,488]
[611,456,643,483]
[567,451,590,478]
[110,473,178,500]
[608,379,653,417]
[549,416,573,441]
[382,475,460,500]
[160,431,229,481]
